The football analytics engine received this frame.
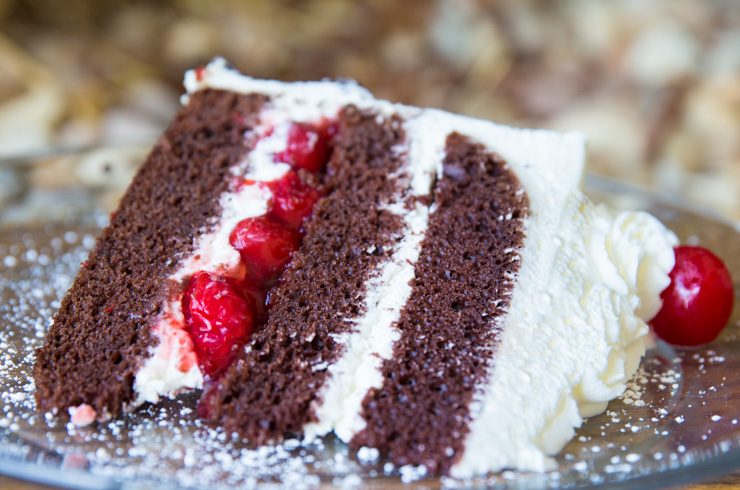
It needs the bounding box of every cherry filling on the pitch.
[274,121,333,173]
[267,171,322,232]
[180,120,333,406]
[182,272,255,378]
[229,216,301,286]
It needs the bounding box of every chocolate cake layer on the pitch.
[34,90,264,417]
[351,133,529,474]
[209,107,407,444]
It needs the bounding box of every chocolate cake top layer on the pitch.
[209,106,407,444]
[34,90,264,417]
[351,133,529,475]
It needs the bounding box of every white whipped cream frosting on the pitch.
[589,204,678,321]
[137,58,677,476]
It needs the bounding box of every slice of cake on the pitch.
[34,58,678,477]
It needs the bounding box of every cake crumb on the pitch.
[68,404,97,427]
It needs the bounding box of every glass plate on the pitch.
[1,148,739,489]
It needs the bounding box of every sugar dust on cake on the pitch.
[33,58,678,477]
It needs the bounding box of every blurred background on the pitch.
[0,0,739,217]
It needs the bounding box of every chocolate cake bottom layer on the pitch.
[33,90,264,417]
[209,107,408,443]
[351,133,529,474]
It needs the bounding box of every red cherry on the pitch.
[229,216,301,285]
[241,275,268,324]
[267,171,322,231]
[650,246,734,346]
[182,272,255,378]
[274,122,331,173]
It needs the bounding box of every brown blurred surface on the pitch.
[0,0,738,217]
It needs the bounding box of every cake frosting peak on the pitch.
[589,204,678,321]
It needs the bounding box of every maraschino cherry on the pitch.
[650,246,734,347]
